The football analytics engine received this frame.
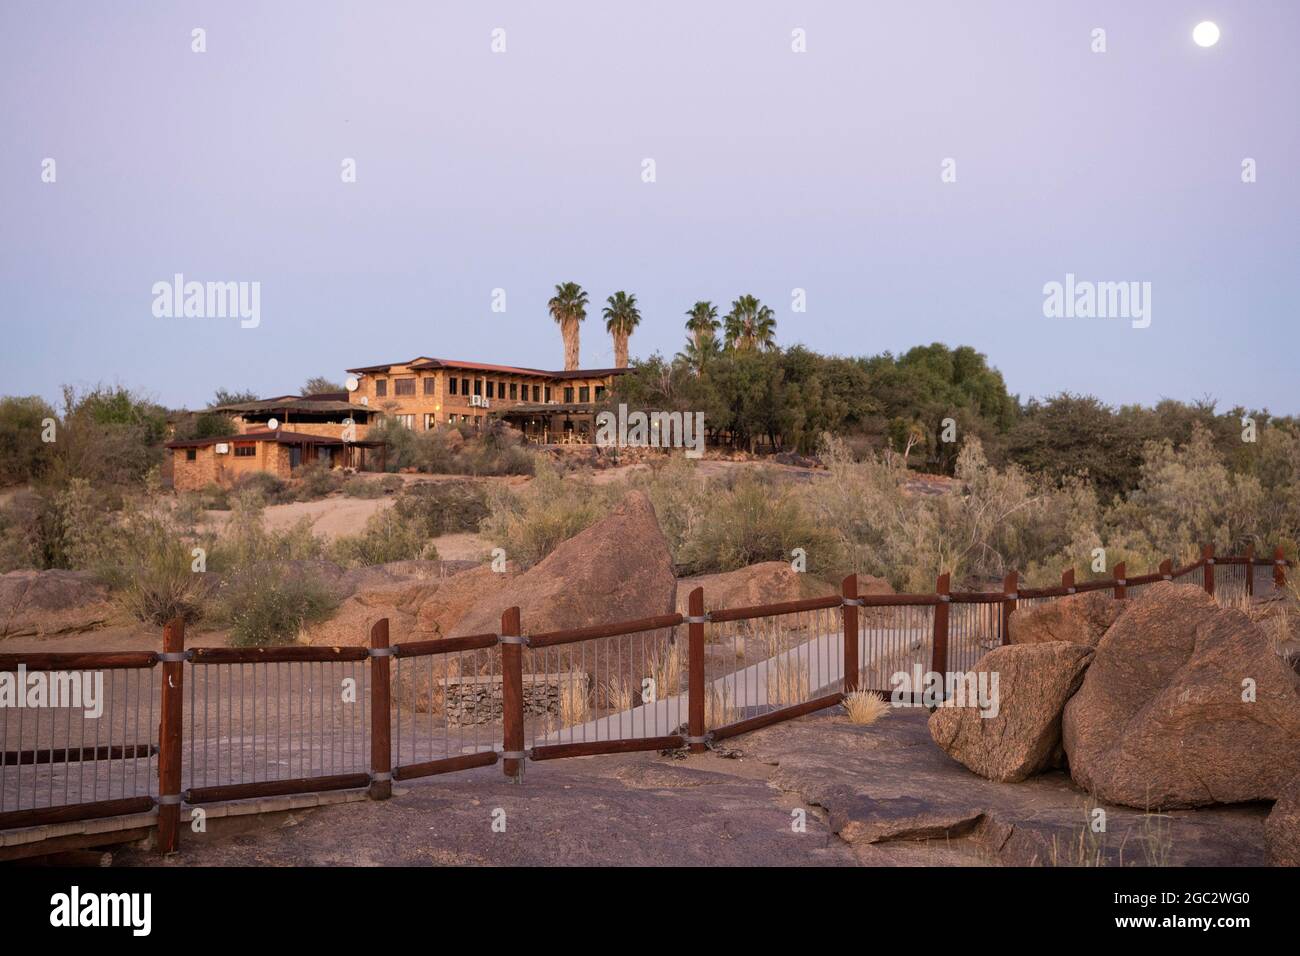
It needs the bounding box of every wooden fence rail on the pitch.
[0,546,1289,856]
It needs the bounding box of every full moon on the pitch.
[1193,21,1220,47]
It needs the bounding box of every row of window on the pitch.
[392,413,483,430]
[372,374,604,404]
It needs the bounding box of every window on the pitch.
[449,378,458,395]
[185,448,197,461]
[499,381,506,397]
[423,377,436,396]
[532,385,541,402]
[233,443,256,458]
[486,381,495,399]
[544,386,552,402]
[394,414,415,429]
[509,383,518,400]
[461,378,469,395]
[564,387,575,403]
[375,379,387,397]
[473,379,482,396]
[595,385,606,401]
[579,386,590,403]
[395,377,416,396]
[424,414,437,430]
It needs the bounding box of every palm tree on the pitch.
[548,282,589,371]
[723,294,777,351]
[677,329,722,374]
[602,291,641,369]
[684,301,720,351]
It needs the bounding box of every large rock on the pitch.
[1063,582,1300,809]
[1265,776,1300,866]
[0,570,115,639]
[675,562,838,615]
[929,642,1094,783]
[414,565,515,638]
[1009,589,1123,648]
[453,491,676,638]
[1263,780,1294,868]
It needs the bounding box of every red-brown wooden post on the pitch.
[1202,544,1215,596]
[1113,561,1127,600]
[1000,571,1018,645]
[687,587,706,753]
[842,574,859,696]
[1245,544,1256,598]
[1159,558,1172,579]
[1275,545,1287,589]
[1061,567,1075,592]
[369,618,392,800]
[930,573,950,680]
[157,618,185,854]
[501,606,524,780]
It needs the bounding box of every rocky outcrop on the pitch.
[414,565,514,638]
[1009,589,1123,648]
[1265,776,1300,866]
[675,562,838,615]
[0,570,116,640]
[1063,582,1300,809]
[929,642,1094,783]
[453,491,676,637]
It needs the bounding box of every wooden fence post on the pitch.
[501,606,524,780]
[930,573,950,681]
[1159,558,1172,580]
[157,617,185,854]
[1246,544,1255,598]
[1113,561,1127,600]
[842,575,859,696]
[1061,567,1075,592]
[369,618,392,800]
[1275,545,1287,590]
[1202,544,1215,596]
[1000,571,1018,645]
[688,587,706,754]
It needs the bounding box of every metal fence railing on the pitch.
[0,544,1290,854]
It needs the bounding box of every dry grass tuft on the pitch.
[704,683,739,728]
[842,690,890,725]
[558,677,590,727]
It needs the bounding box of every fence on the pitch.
[0,545,1289,855]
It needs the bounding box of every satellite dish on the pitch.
[267,418,280,430]
[345,376,359,392]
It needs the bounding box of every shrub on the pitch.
[677,474,840,575]
[0,396,58,486]
[293,461,344,501]
[214,565,338,647]
[331,504,440,566]
[341,476,388,498]
[480,461,614,568]
[391,481,489,536]
[230,471,293,505]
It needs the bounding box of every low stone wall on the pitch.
[442,672,588,727]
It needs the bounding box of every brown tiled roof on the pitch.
[211,397,372,415]
[165,429,385,449]
[346,357,629,379]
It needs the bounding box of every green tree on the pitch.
[723,294,777,351]
[602,290,641,369]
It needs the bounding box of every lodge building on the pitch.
[165,357,627,489]
[344,357,627,444]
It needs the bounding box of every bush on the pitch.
[480,461,614,568]
[214,565,338,647]
[391,481,490,536]
[293,461,344,501]
[206,493,326,571]
[230,471,293,505]
[341,474,401,498]
[0,396,58,486]
[677,473,840,575]
[331,505,440,566]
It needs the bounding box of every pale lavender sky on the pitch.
[2,1,1297,412]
